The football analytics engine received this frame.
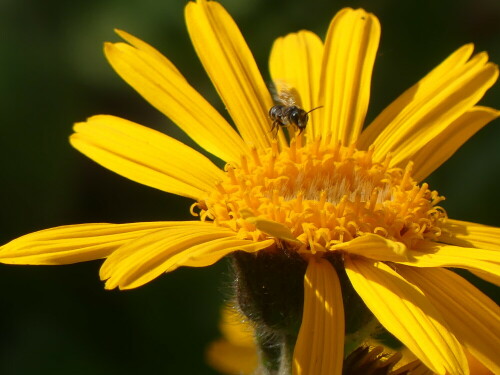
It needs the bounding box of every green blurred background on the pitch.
[0,0,498,374]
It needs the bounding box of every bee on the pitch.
[269,85,322,136]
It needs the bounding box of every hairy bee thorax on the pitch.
[269,104,309,135]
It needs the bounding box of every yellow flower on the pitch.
[0,1,499,374]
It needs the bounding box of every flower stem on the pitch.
[231,248,307,373]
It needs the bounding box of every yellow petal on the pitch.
[70,115,224,200]
[359,44,474,148]
[402,242,500,286]
[0,222,169,265]
[293,258,344,375]
[345,257,468,375]
[181,236,274,268]
[398,266,500,374]
[409,107,500,181]
[318,8,380,145]
[269,30,324,140]
[114,29,184,77]
[206,338,257,375]
[185,0,276,149]
[440,218,500,251]
[327,234,408,262]
[358,45,498,165]
[100,222,273,289]
[240,209,301,244]
[105,32,247,163]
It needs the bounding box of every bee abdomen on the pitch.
[269,105,298,125]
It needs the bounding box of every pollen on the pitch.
[196,137,446,253]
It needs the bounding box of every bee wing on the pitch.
[270,79,302,107]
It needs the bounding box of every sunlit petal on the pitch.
[402,241,500,285]
[71,115,224,200]
[105,31,248,163]
[269,30,324,140]
[399,266,500,374]
[114,29,184,77]
[345,257,467,375]
[0,222,169,264]
[293,258,343,375]
[185,0,277,149]
[358,44,474,147]
[440,218,500,251]
[101,223,273,289]
[409,107,499,181]
[319,8,380,145]
[358,45,498,165]
[240,209,301,244]
[328,234,408,262]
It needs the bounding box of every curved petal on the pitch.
[358,45,498,164]
[0,222,169,265]
[185,0,276,149]
[269,30,324,141]
[105,31,247,163]
[318,8,380,145]
[327,234,409,262]
[100,222,273,289]
[181,236,273,268]
[440,218,500,251]
[409,107,499,182]
[398,266,500,374]
[240,209,301,244]
[293,258,344,375]
[70,115,224,200]
[402,242,500,285]
[345,257,467,375]
[358,44,474,148]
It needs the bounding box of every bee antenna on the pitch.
[306,106,323,114]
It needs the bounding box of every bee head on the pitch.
[290,108,309,131]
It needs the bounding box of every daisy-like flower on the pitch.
[1,1,499,374]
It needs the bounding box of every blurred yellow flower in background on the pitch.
[206,307,258,375]
[0,1,498,374]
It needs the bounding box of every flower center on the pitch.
[195,137,446,253]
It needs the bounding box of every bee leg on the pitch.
[270,120,280,137]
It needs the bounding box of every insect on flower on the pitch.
[268,84,322,136]
[1,2,499,375]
